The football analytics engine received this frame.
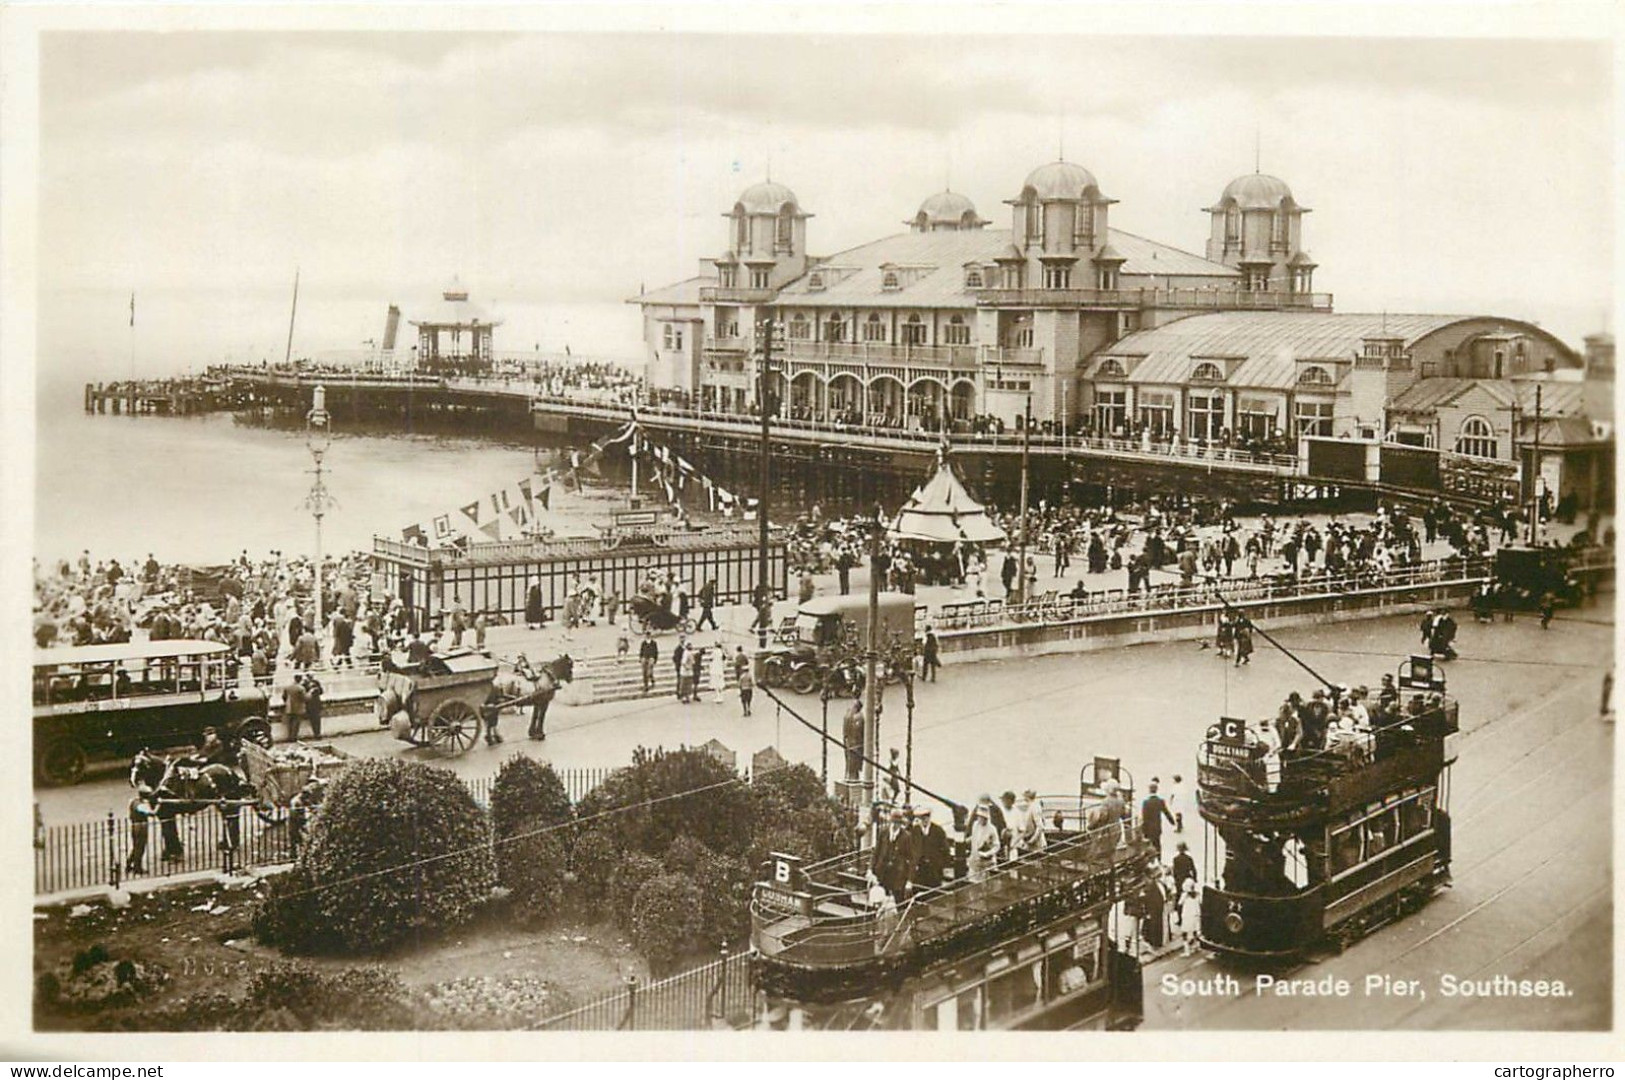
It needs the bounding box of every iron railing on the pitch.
[536,949,755,1030]
[34,766,615,897]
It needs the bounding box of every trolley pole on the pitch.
[756,319,780,647]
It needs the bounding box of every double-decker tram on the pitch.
[1197,655,1458,960]
[748,762,1156,1030]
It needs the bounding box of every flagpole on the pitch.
[128,292,136,403]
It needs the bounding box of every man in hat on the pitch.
[1302,688,1331,750]
[868,805,919,902]
[912,807,952,890]
[842,699,865,783]
[283,672,309,742]
[1140,780,1175,859]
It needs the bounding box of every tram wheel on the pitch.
[36,738,87,787]
[429,700,482,754]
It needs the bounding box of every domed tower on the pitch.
[908,190,987,232]
[1003,160,1120,291]
[715,179,812,291]
[1205,172,1315,293]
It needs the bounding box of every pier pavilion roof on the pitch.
[772,228,1235,310]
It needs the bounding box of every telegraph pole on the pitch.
[1014,393,1033,603]
[862,502,884,798]
[756,318,780,646]
[1526,383,1543,545]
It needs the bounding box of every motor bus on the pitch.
[33,639,272,785]
[748,761,1153,1030]
[1196,656,1457,959]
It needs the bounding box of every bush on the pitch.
[567,827,621,904]
[693,848,753,947]
[251,865,321,951]
[630,872,704,976]
[574,747,752,859]
[660,834,712,875]
[489,755,573,840]
[500,824,567,927]
[274,758,495,954]
[607,851,663,929]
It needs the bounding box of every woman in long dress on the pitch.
[709,641,727,703]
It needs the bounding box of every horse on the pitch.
[125,749,256,871]
[490,653,574,741]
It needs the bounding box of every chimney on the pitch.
[382,304,401,351]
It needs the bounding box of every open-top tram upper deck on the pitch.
[1196,656,1459,959]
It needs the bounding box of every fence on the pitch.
[536,949,755,1031]
[932,557,1494,633]
[34,766,617,898]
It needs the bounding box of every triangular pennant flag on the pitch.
[461,501,483,526]
[402,523,427,545]
[479,519,503,541]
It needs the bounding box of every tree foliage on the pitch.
[489,755,573,839]
[256,758,495,954]
[573,746,752,859]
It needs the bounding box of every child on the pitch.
[1179,880,1202,956]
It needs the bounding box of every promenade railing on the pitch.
[931,557,1495,633]
[33,766,614,898]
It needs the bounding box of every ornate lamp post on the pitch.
[304,385,336,653]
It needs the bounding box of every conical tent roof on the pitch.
[889,459,1007,544]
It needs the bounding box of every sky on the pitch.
[33,27,1616,391]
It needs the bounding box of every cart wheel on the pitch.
[36,738,86,787]
[679,617,694,634]
[429,699,482,754]
[789,665,818,695]
[239,717,273,749]
[762,656,786,689]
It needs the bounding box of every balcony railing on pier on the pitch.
[975,286,1333,311]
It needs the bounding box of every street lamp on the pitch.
[304,385,336,657]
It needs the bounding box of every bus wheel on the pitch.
[240,717,274,748]
[37,739,86,786]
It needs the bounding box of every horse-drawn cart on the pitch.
[377,650,499,754]
[240,740,353,816]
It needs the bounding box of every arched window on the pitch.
[788,313,810,341]
[1298,365,1333,387]
[944,314,970,346]
[1455,416,1497,458]
[1096,358,1126,378]
[776,206,794,250]
[882,271,900,291]
[824,314,847,343]
[863,313,887,343]
[964,268,984,289]
[903,313,927,346]
[733,210,748,252]
[1192,362,1225,382]
[807,272,824,291]
[1224,207,1239,244]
